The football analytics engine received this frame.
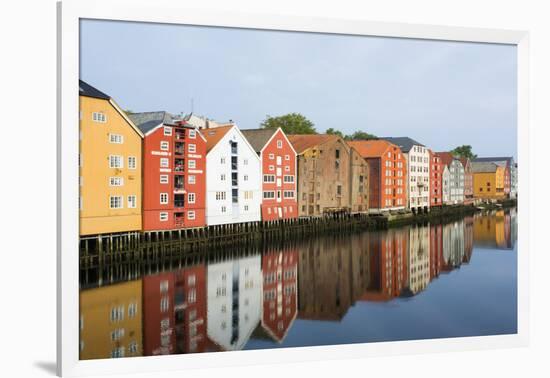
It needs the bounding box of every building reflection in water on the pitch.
[79,210,515,359]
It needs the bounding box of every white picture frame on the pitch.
[57,0,530,376]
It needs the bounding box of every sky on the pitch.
[80,19,517,158]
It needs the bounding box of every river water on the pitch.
[79,209,517,359]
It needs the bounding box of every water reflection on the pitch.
[79,210,516,360]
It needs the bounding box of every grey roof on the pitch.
[127,111,177,134]
[471,161,499,173]
[473,157,515,165]
[79,80,110,100]
[380,137,424,152]
[240,128,278,153]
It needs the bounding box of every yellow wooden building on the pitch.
[79,80,143,235]
[471,161,505,200]
[79,280,143,360]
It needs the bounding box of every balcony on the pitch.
[175,128,185,140]
[174,194,185,208]
[174,212,185,227]
[175,142,184,155]
[174,159,185,172]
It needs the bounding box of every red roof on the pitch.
[202,125,233,153]
[435,152,455,167]
[347,139,397,158]
[287,134,339,154]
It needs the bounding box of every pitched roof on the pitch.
[471,161,499,173]
[79,80,110,100]
[473,157,515,166]
[347,139,395,158]
[202,125,234,152]
[241,128,278,153]
[435,152,455,167]
[459,157,470,167]
[380,137,424,152]
[286,134,339,154]
[127,111,177,134]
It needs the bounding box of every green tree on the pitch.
[451,145,477,160]
[346,130,377,141]
[326,128,344,138]
[260,113,316,135]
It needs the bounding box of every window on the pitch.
[269,165,274,171]
[188,160,196,169]
[128,342,138,354]
[188,144,196,153]
[263,191,275,199]
[220,173,226,181]
[109,177,124,186]
[283,175,294,183]
[284,191,295,198]
[111,328,125,341]
[92,112,107,123]
[189,130,196,139]
[160,141,169,150]
[127,195,137,208]
[243,159,248,165]
[128,156,136,169]
[221,206,227,213]
[188,175,196,184]
[160,296,169,312]
[285,154,290,161]
[109,134,123,144]
[110,305,124,322]
[277,140,283,148]
[109,196,123,209]
[187,211,195,220]
[264,175,275,183]
[244,190,253,200]
[159,212,168,221]
[160,280,169,293]
[269,153,275,160]
[160,158,169,168]
[188,193,196,203]
[215,191,226,200]
[220,157,226,164]
[160,193,169,204]
[160,175,169,184]
[188,289,196,303]
[109,155,123,168]
[128,302,137,318]
[164,126,172,136]
[244,174,248,181]
[111,347,125,358]
[244,205,249,211]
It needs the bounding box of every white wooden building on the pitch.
[203,124,262,226]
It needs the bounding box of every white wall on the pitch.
[407,146,431,210]
[206,126,262,225]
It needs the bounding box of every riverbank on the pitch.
[79,199,516,269]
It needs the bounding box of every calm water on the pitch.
[79,209,517,359]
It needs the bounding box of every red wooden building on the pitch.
[429,150,443,208]
[129,112,206,231]
[241,128,298,221]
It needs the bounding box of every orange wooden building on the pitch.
[348,140,407,213]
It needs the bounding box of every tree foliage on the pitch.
[451,145,477,160]
[346,130,378,141]
[326,128,344,138]
[260,113,316,135]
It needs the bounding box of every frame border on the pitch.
[57,1,530,376]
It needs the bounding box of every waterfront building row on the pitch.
[79,80,517,235]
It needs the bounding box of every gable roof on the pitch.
[287,134,339,155]
[471,161,499,173]
[380,137,424,153]
[347,139,396,158]
[241,128,278,153]
[79,80,110,100]
[435,152,455,167]
[202,125,234,152]
[473,157,515,166]
[128,111,177,134]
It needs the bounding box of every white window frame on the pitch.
[160,175,169,184]
[188,210,196,220]
[160,158,169,168]
[128,156,136,170]
[188,193,196,203]
[109,196,123,209]
[109,155,123,169]
[160,193,169,205]
[163,126,172,136]
[189,129,196,139]
[277,140,283,149]
[160,141,169,151]
[188,160,196,169]
[188,175,196,184]
[109,177,124,186]
[159,212,169,221]
[92,112,107,123]
[109,133,124,144]
[127,195,137,209]
[188,144,196,153]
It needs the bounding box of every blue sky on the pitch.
[80,19,517,158]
